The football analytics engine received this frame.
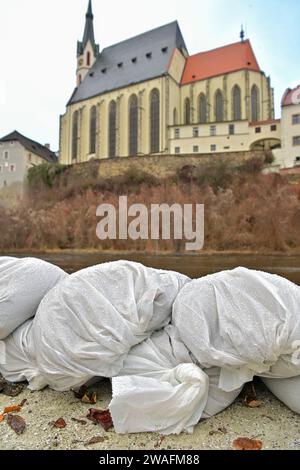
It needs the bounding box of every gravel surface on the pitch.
[0,380,299,451]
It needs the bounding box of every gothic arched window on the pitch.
[215,90,224,122]
[184,98,191,124]
[150,89,160,153]
[89,106,97,154]
[173,108,178,125]
[129,95,138,156]
[72,111,79,161]
[87,51,91,66]
[251,85,260,122]
[198,94,207,123]
[109,100,117,158]
[232,85,242,121]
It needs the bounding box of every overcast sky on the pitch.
[0,0,299,150]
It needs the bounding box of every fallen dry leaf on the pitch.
[246,400,262,408]
[3,405,22,414]
[71,418,87,425]
[73,386,97,404]
[233,437,263,451]
[82,392,97,405]
[242,383,263,408]
[19,399,28,408]
[7,414,26,435]
[49,418,67,429]
[87,409,113,431]
[85,436,106,446]
[0,414,4,423]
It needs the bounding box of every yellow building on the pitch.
[59,1,279,164]
[280,85,300,168]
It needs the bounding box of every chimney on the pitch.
[45,143,51,150]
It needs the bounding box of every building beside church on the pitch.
[279,85,300,168]
[0,131,57,188]
[59,0,280,164]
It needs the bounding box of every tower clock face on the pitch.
[78,58,83,66]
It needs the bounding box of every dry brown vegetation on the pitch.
[1,158,300,253]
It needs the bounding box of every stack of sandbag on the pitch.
[110,325,242,435]
[172,267,300,392]
[0,257,68,388]
[32,261,190,391]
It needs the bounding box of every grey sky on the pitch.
[0,0,299,150]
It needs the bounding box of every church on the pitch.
[59,0,280,164]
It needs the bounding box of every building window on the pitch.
[193,145,199,153]
[292,114,300,125]
[28,153,32,163]
[295,156,300,164]
[293,136,300,146]
[193,127,199,138]
[9,164,16,172]
[211,144,217,152]
[173,108,178,125]
[175,147,180,154]
[72,111,79,161]
[3,180,7,187]
[129,94,138,156]
[255,127,261,134]
[87,51,91,66]
[215,90,224,122]
[251,85,260,122]
[4,151,9,160]
[232,85,241,120]
[210,125,216,136]
[184,98,191,125]
[109,100,117,158]
[174,128,180,139]
[198,94,207,123]
[0,165,2,172]
[150,89,160,153]
[89,106,97,154]
[229,124,235,135]
[271,124,277,131]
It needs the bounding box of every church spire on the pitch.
[77,0,99,58]
[76,0,99,86]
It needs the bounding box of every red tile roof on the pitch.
[181,40,261,85]
[281,85,300,107]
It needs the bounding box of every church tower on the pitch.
[76,0,99,86]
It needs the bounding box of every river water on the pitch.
[4,252,300,285]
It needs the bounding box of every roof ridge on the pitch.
[102,20,179,53]
[189,39,251,58]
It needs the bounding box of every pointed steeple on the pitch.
[77,0,99,57]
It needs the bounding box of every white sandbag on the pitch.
[110,327,241,435]
[0,257,67,340]
[32,261,190,392]
[173,267,300,393]
[110,326,208,435]
[202,368,243,419]
[261,376,300,414]
[0,320,48,391]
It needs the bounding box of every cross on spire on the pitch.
[240,25,245,42]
